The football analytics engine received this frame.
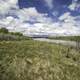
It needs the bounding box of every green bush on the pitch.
[0,28,32,41]
[10,32,23,36]
[0,28,8,34]
[0,34,32,41]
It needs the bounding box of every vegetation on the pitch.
[0,28,8,34]
[10,32,23,36]
[0,40,80,80]
[0,28,32,41]
[0,34,32,41]
[48,36,80,42]
[0,27,80,80]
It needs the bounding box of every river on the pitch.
[33,38,80,48]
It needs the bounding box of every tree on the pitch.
[10,32,23,36]
[0,28,9,34]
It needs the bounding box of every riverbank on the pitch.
[33,38,80,48]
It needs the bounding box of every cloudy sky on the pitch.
[0,0,80,36]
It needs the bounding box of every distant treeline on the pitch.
[0,28,32,41]
[48,36,80,42]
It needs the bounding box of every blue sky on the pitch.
[0,0,80,36]
[18,0,80,17]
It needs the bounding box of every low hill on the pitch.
[0,28,32,41]
[0,33,32,41]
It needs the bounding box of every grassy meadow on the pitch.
[0,28,80,80]
[0,40,80,80]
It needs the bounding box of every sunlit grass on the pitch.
[0,40,80,80]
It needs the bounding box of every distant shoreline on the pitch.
[33,38,80,48]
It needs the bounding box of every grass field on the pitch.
[48,36,80,42]
[0,40,80,80]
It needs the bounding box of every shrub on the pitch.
[10,32,23,36]
[0,28,9,34]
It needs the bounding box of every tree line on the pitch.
[0,27,23,36]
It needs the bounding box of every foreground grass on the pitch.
[0,40,80,80]
[48,36,80,42]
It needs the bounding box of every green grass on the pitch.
[48,36,80,42]
[0,40,80,80]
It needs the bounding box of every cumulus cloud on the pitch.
[58,12,80,35]
[0,12,80,36]
[69,3,77,10]
[69,0,80,11]
[18,8,46,21]
[0,6,54,35]
[0,0,18,15]
[0,0,80,36]
[59,12,71,21]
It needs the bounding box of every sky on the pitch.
[0,0,80,36]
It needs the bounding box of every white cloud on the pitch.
[18,8,45,21]
[69,0,80,11]
[18,7,53,23]
[0,0,18,14]
[0,13,80,36]
[59,12,71,21]
[0,0,80,36]
[58,12,80,35]
[44,0,53,9]
[69,2,77,10]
